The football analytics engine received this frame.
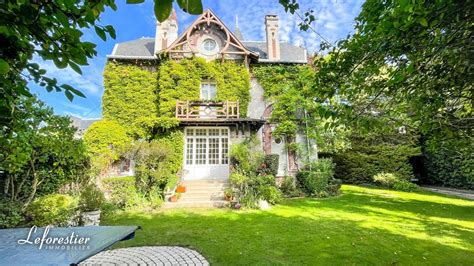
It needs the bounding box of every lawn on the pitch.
[103,185,474,265]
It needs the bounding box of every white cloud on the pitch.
[32,56,103,97]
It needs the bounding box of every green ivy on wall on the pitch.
[251,64,308,98]
[158,57,250,117]
[83,119,132,174]
[103,62,158,136]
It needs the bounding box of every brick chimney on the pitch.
[154,9,178,54]
[265,15,280,60]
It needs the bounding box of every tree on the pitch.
[306,0,472,138]
[0,96,89,209]
[0,0,203,128]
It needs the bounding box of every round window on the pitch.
[201,39,217,54]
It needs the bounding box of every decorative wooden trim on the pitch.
[163,9,258,60]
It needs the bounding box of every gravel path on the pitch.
[423,186,474,200]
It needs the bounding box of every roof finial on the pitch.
[235,14,239,29]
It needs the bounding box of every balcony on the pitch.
[175,100,240,119]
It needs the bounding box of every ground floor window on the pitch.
[185,127,229,165]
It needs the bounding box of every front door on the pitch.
[182,127,230,180]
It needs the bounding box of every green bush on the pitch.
[131,141,174,196]
[423,136,473,189]
[373,173,398,187]
[280,176,304,197]
[297,159,341,197]
[262,154,279,176]
[79,184,105,212]
[0,200,23,228]
[257,185,282,204]
[332,138,419,184]
[373,172,420,192]
[102,176,160,210]
[27,194,78,226]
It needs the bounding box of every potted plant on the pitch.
[176,183,186,193]
[79,184,105,226]
[224,187,234,201]
[169,194,178,202]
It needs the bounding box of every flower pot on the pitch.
[81,210,101,226]
[169,195,178,202]
[176,185,186,193]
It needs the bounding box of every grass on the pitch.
[103,185,474,265]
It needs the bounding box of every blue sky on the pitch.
[31,0,364,119]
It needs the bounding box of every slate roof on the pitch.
[109,37,307,64]
[241,41,307,63]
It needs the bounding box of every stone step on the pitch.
[181,191,224,199]
[182,184,229,189]
[163,200,228,208]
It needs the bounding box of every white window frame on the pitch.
[184,127,230,166]
[200,81,217,100]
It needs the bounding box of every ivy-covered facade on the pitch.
[99,9,310,181]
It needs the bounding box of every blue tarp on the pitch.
[0,225,138,265]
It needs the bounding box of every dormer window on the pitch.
[200,81,217,100]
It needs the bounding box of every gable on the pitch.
[163,9,258,63]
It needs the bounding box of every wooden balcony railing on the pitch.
[175,100,239,119]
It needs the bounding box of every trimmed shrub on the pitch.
[27,194,78,226]
[297,159,341,197]
[0,200,23,228]
[332,140,419,184]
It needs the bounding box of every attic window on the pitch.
[201,38,218,55]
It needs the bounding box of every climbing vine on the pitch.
[102,62,158,136]
[158,57,250,117]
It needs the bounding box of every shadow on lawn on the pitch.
[103,187,474,265]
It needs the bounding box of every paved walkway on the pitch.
[423,186,474,200]
[80,246,209,266]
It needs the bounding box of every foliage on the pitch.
[152,130,184,181]
[79,184,105,212]
[229,138,282,208]
[158,58,250,117]
[309,0,472,139]
[83,119,131,175]
[129,141,174,196]
[26,194,78,226]
[0,0,205,128]
[279,176,304,198]
[102,62,158,137]
[0,0,117,127]
[297,158,341,197]
[101,176,159,210]
[262,154,279,176]
[252,64,351,154]
[332,134,420,184]
[0,200,23,228]
[135,117,180,140]
[373,172,420,192]
[229,137,264,174]
[422,136,474,189]
[0,96,89,209]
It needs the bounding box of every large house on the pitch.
[105,9,312,182]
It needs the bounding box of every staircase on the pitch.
[163,180,229,208]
